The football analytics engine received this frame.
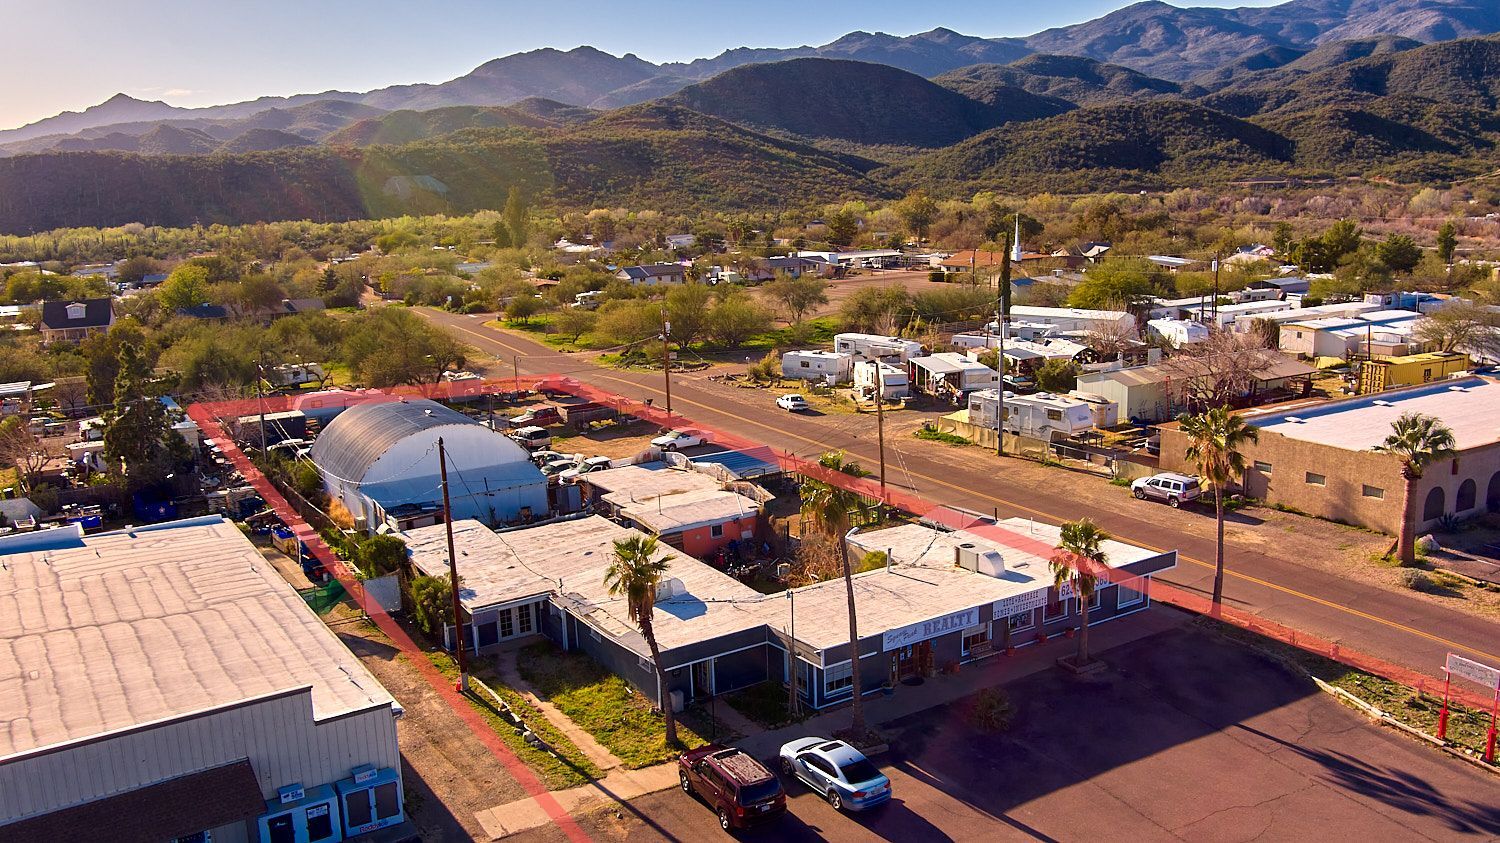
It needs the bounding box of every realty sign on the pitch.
[1446,653,1500,691]
[883,607,980,651]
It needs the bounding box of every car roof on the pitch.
[1156,472,1198,483]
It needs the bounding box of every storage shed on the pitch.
[310,398,547,532]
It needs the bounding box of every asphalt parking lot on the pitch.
[518,622,1500,841]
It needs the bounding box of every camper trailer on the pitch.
[968,390,1094,442]
[853,360,909,399]
[833,333,924,362]
[781,350,853,383]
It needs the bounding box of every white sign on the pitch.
[992,589,1047,618]
[882,607,980,651]
[278,783,305,804]
[1447,653,1500,691]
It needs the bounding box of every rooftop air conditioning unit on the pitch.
[656,577,686,600]
[954,543,1005,577]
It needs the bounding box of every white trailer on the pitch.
[968,389,1094,442]
[853,360,909,399]
[781,350,853,383]
[833,333,924,362]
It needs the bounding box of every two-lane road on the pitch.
[418,308,1500,683]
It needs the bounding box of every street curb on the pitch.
[1312,677,1497,776]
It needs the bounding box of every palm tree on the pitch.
[1377,412,1457,566]
[603,534,680,747]
[800,451,872,735]
[1051,519,1109,666]
[1178,407,1259,611]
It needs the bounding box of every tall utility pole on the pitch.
[841,526,865,735]
[1211,252,1222,327]
[512,354,521,392]
[438,438,468,693]
[874,374,886,498]
[996,216,1018,458]
[255,354,268,455]
[786,589,798,716]
[661,317,673,417]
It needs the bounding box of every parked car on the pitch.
[528,449,568,467]
[509,425,553,451]
[509,405,561,428]
[678,745,786,832]
[540,458,580,478]
[651,428,711,451]
[559,456,614,482]
[1131,472,1202,508]
[776,394,810,412]
[777,737,890,812]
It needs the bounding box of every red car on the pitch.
[678,745,787,832]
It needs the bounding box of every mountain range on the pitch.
[2,0,1499,232]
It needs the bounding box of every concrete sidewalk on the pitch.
[474,761,680,839]
[739,605,1190,759]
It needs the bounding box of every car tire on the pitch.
[1168,496,1180,508]
[827,789,843,811]
[681,772,692,794]
[780,757,794,776]
[1133,488,1146,500]
[718,807,731,831]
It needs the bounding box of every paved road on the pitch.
[417,308,1500,687]
[512,625,1500,842]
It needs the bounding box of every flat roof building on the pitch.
[1160,377,1500,533]
[0,517,408,843]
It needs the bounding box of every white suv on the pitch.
[1131,473,1203,508]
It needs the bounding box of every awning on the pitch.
[1,759,264,843]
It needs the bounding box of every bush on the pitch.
[915,427,970,445]
[358,534,407,577]
[967,688,1015,732]
[928,270,946,283]
[408,573,453,636]
[1398,569,1431,591]
[292,461,323,502]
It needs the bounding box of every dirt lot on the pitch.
[786,268,961,319]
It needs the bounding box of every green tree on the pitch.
[117,256,160,287]
[1271,221,1295,256]
[504,188,529,249]
[505,295,544,324]
[839,285,912,334]
[358,534,407,578]
[1375,235,1421,274]
[826,208,859,247]
[1050,518,1109,667]
[80,321,148,406]
[896,190,939,243]
[157,264,211,311]
[340,308,469,386]
[603,534,680,748]
[799,451,874,735]
[1177,407,1259,608]
[408,573,453,636]
[1377,413,1456,566]
[551,307,597,343]
[1436,221,1458,264]
[1322,219,1363,261]
[1033,359,1078,394]
[102,341,177,491]
[705,292,774,348]
[1068,258,1164,309]
[1413,302,1500,358]
[665,283,713,347]
[1291,238,1337,273]
[595,300,662,346]
[763,273,829,325]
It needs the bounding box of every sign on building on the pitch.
[882,607,980,651]
[992,589,1047,618]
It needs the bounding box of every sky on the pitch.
[3,0,1285,130]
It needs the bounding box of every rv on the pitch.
[833,333,924,362]
[968,390,1094,442]
[781,350,853,383]
[853,360,909,399]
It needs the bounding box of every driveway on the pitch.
[513,624,1500,841]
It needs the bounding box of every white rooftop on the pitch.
[1249,377,1500,451]
[619,488,761,534]
[911,352,994,375]
[0,518,393,760]
[1011,305,1129,321]
[580,464,722,503]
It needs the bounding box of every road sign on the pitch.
[1446,653,1500,691]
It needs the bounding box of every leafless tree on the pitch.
[1084,320,1139,362]
[0,419,49,490]
[1159,329,1277,409]
[1413,302,1500,360]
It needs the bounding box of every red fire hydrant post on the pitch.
[1438,671,1452,741]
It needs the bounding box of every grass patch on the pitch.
[914,428,971,446]
[1109,476,1132,488]
[1205,618,1496,759]
[743,316,841,351]
[0,466,18,492]
[725,681,806,729]
[425,651,602,789]
[517,642,709,768]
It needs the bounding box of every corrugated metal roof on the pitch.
[310,398,476,484]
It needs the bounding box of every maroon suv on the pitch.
[678,745,787,832]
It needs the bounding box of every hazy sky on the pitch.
[3,0,1283,129]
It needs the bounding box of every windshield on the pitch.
[736,779,782,804]
[838,760,881,785]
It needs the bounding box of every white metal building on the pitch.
[781,350,853,383]
[1006,306,1136,337]
[0,517,407,843]
[310,398,548,532]
[1147,318,1209,348]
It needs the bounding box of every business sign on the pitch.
[882,607,980,651]
[992,589,1047,619]
[278,783,306,804]
[1447,653,1500,691]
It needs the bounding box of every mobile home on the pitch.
[853,360,909,399]
[833,333,924,362]
[968,390,1094,442]
[781,350,853,383]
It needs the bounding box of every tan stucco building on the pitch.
[1158,377,1500,534]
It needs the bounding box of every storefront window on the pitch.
[962,627,990,655]
[825,661,853,695]
[1008,611,1034,631]
[1044,589,1068,620]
